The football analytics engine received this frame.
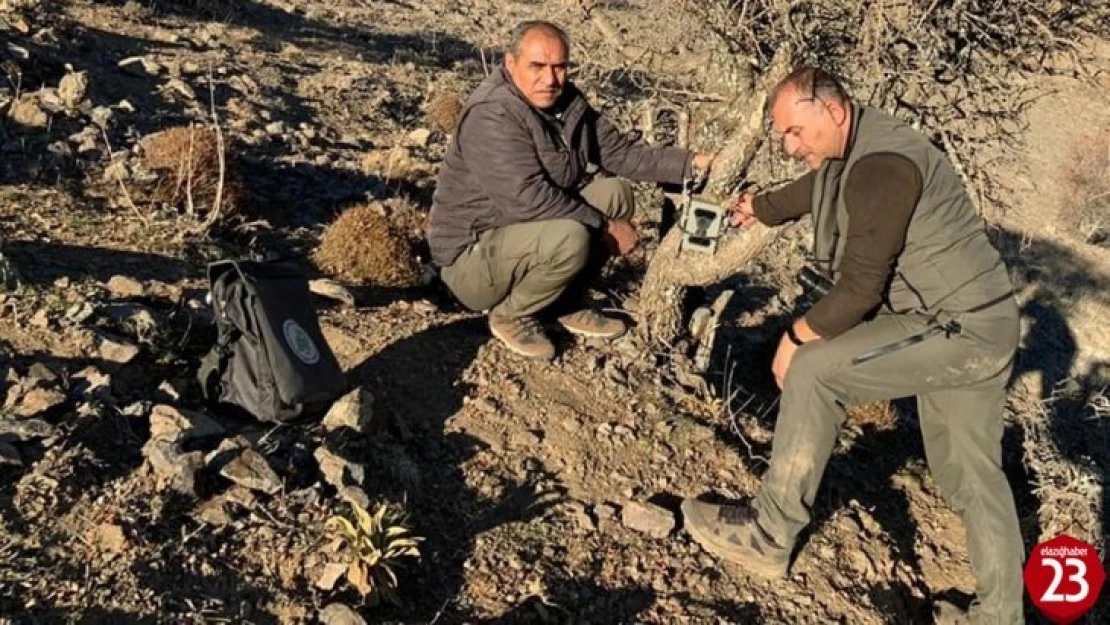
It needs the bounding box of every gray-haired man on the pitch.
[428,20,711,360]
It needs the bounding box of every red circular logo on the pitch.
[1023,535,1106,624]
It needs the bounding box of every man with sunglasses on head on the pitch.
[428,20,712,360]
[681,67,1024,624]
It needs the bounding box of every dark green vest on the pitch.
[811,106,1012,315]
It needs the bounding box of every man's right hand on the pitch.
[604,219,640,256]
[729,193,758,229]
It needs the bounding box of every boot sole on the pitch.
[681,501,789,580]
[559,323,627,340]
[490,324,554,360]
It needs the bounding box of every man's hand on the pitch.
[604,219,640,256]
[771,318,821,389]
[729,193,758,229]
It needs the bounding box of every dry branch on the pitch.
[637,46,792,345]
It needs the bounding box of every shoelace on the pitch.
[511,316,544,339]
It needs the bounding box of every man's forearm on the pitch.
[752,172,816,226]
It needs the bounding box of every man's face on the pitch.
[505,31,568,109]
[770,85,849,171]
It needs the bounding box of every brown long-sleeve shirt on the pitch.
[752,153,923,337]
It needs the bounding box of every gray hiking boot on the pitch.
[681,498,790,579]
[557,308,626,339]
[489,314,556,360]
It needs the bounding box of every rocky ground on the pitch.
[1,1,1109,624]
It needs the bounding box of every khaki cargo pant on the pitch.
[752,301,1026,624]
[440,177,633,318]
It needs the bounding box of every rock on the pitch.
[566,501,596,532]
[106,275,145,298]
[102,303,158,337]
[406,128,432,147]
[9,97,48,128]
[315,563,348,591]
[149,404,224,443]
[155,379,185,402]
[194,498,232,526]
[72,366,111,400]
[339,485,370,510]
[265,121,286,135]
[0,440,21,466]
[96,331,140,364]
[319,603,366,625]
[621,501,675,538]
[0,418,57,441]
[65,302,95,324]
[11,387,66,417]
[93,523,127,556]
[58,70,89,110]
[314,445,365,489]
[220,448,282,495]
[321,388,375,435]
[27,363,59,384]
[143,438,204,496]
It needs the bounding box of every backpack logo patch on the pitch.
[283,319,320,365]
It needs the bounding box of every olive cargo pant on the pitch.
[752,300,1025,624]
[440,177,634,318]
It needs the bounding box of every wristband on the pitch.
[786,324,804,346]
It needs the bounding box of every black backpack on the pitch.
[198,259,348,423]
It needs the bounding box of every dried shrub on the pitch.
[425,91,464,135]
[360,145,434,181]
[846,400,897,431]
[313,202,421,288]
[1060,131,1110,246]
[139,125,241,217]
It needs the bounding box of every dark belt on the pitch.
[851,290,1013,366]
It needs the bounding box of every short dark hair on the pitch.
[765,66,851,122]
[508,20,571,56]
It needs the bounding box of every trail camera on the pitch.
[680,197,726,254]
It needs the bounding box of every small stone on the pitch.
[0,417,57,441]
[314,445,365,489]
[58,71,89,110]
[220,448,282,495]
[149,404,225,443]
[72,366,111,400]
[96,332,140,364]
[339,485,370,510]
[194,498,232,526]
[143,439,204,496]
[65,302,95,324]
[621,501,675,538]
[11,387,66,418]
[595,502,619,520]
[566,501,596,532]
[93,523,127,556]
[265,121,286,135]
[319,603,366,625]
[315,563,348,591]
[106,275,145,298]
[9,97,49,128]
[321,387,375,435]
[406,128,432,147]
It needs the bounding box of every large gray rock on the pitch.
[148,404,224,443]
[219,447,282,495]
[143,438,204,496]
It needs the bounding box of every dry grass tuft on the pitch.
[846,400,897,430]
[139,125,241,217]
[425,91,464,135]
[313,202,421,288]
[359,145,434,181]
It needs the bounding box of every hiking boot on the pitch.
[681,498,790,579]
[932,600,971,625]
[557,308,626,339]
[489,314,556,360]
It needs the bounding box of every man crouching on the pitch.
[427,20,711,360]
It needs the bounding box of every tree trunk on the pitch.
[637,47,793,345]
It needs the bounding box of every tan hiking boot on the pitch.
[489,314,556,360]
[681,498,790,579]
[557,308,626,339]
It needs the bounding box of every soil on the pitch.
[1,1,1108,624]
